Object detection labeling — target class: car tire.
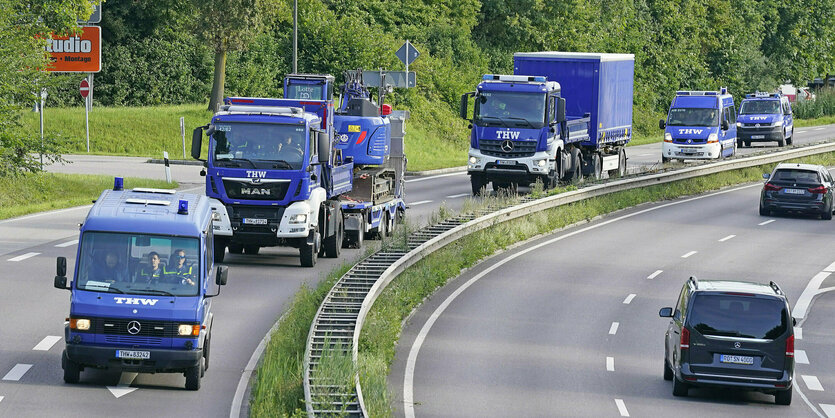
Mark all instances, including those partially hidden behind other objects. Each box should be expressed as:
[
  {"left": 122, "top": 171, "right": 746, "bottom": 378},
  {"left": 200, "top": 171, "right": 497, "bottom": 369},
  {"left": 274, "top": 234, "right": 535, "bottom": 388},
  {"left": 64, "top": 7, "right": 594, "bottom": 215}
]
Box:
[
  {"left": 663, "top": 360, "right": 674, "bottom": 381},
  {"left": 62, "top": 350, "right": 81, "bottom": 384},
  {"left": 672, "top": 377, "right": 689, "bottom": 397},
  {"left": 184, "top": 359, "right": 203, "bottom": 391},
  {"left": 823, "top": 206, "right": 833, "bottom": 220},
  {"left": 759, "top": 204, "right": 770, "bottom": 216},
  {"left": 778, "top": 136, "right": 786, "bottom": 147},
  {"left": 775, "top": 388, "right": 792, "bottom": 405}
]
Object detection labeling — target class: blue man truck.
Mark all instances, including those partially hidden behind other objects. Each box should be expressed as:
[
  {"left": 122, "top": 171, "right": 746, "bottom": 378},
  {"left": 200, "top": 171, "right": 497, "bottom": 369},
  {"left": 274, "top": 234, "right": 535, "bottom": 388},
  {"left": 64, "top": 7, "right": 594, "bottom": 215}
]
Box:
[
  {"left": 660, "top": 89, "right": 738, "bottom": 162},
  {"left": 192, "top": 73, "right": 406, "bottom": 267},
  {"left": 736, "top": 92, "right": 793, "bottom": 147},
  {"left": 461, "top": 52, "right": 634, "bottom": 194},
  {"left": 55, "top": 179, "right": 229, "bottom": 390}
]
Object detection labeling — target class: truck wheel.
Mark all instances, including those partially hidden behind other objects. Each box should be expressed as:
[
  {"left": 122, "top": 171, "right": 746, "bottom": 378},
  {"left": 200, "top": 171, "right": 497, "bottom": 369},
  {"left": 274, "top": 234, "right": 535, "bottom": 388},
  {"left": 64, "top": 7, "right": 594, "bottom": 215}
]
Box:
[
  {"left": 299, "top": 231, "right": 319, "bottom": 267},
  {"left": 744, "top": 140, "right": 751, "bottom": 147},
  {"left": 243, "top": 245, "right": 259, "bottom": 255},
  {"left": 213, "top": 237, "right": 226, "bottom": 263},
  {"left": 559, "top": 149, "right": 572, "bottom": 181},
  {"left": 62, "top": 350, "right": 80, "bottom": 384},
  {"left": 324, "top": 211, "right": 343, "bottom": 258},
  {"left": 470, "top": 175, "right": 486, "bottom": 196},
  {"left": 587, "top": 153, "right": 602, "bottom": 180},
  {"left": 185, "top": 359, "right": 203, "bottom": 391},
  {"left": 737, "top": 138, "right": 743, "bottom": 148},
  {"left": 203, "top": 334, "right": 211, "bottom": 372},
  {"left": 345, "top": 217, "right": 365, "bottom": 249},
  {"left": 228, "top": 243, "right": 243, "bottom": 254},
  {"left": 616, "top": 147, "right": 627, "bottom": 177},
  {"left": 662, "top": 155, "right": 671, "bottom": 163},
  {"left": 373, "top": 213, "right": 387, "bottom": 239},
  {"left": 568, "top": 148, "right": 583, "bottom": 182},
  {"left": 385, "top": 212, "right": 395, "bottom": 237}
]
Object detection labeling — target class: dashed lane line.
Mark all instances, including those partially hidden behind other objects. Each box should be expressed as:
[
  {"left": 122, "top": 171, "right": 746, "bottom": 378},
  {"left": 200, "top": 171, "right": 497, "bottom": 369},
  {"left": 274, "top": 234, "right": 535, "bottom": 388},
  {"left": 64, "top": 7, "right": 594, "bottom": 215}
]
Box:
[
  {"left": 405, "top": 172, "right": 464, "bottom": 183},
  {"left": 32, "top": 336, "right": 62, "bottom": 351},
  {"left": 606, "top": 357, "right": 615, "bottom": 371},
  {"left": 815, "top": 127, "right": 826, "bottom": 131},
  {"left": 615, "top": 399, "right": 630, "bottom": 417},
  {"left": 821, "top": 404, "right": 835, "bottom": 418},
  {"left": 409, "top": 200, "right": 433, "bottom": 206},
  {"left": 681, "top": 251, "right": 697, "bottom": 258},
  {"left": 7, "top": 252, "right": 40, "bottom": 262},
  {"left": 446, "top": 193, "right": 470, "bottom": 199},
  {"left": 609, "top": 322, "right": 619, "bottom": 335},
  {"left": 796, "top": 349, "right": 810, "bottom": 364},
  {"left": 803, "top": 375, "right": 825, "bottom": 391},
  {"left": 623, "top": 294, "right": 636, "bottom": 304},
  {"left": 2, "top": 364, "right": 32, "bottom": 381},
  {"left": 758, "top": 219, "right": 775, "bottom": 226},
  {"left": 55, "top": 240, "right": 78, "bottom": 248},
  {"left": 796, "top": 327, "right": 803, "bottom": 340},
  {"left": 647, "top": 270, "right": 662, "bottom": 280},
  {"left": 718, "top": 234, "right": 736, "bottom": 242},
  {"left": 0, "top": 396, "right": 4, "bottom": 403}
]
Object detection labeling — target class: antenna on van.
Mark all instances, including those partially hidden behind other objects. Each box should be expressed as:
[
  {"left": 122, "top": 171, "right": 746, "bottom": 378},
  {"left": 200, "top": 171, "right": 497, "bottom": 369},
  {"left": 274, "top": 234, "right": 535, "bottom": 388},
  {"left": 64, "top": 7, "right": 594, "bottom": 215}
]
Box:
[{"left": 688, "top": 276, "right": 699, "bottom": 289}]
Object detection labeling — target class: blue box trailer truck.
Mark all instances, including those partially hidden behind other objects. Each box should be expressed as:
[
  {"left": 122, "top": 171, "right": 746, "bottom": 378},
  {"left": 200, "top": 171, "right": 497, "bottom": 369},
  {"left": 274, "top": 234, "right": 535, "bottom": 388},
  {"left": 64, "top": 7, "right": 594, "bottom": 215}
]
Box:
[{"left": 461, "top": 51, "right": 634, "bottom": 194}]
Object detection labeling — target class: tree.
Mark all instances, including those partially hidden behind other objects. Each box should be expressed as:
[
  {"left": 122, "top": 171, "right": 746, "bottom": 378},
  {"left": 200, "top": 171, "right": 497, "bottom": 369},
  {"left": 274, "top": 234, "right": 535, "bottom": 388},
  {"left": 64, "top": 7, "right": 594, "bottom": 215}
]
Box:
[
  {"left": 0, "top": 0, "right": 95, "bottom": 176},
  {"left": 194, "top": 0, "right": 262, "bottom": 111}
]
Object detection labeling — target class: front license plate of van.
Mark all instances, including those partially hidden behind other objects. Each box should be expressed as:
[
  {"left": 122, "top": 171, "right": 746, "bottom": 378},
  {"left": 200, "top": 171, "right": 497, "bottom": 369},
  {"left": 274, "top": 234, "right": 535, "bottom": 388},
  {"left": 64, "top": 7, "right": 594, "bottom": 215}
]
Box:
[
  {"left": 784, "top": 188, "right": 805, "bottom": 195},
  {"left": 243, "top": 218, "right": 268, "bottom": 225},
  {"left": 116, "top": 350, "right": 150, "bottom": 360},
  {"left": 720, "top": 354, "right": 754, "bottom": 365},
  {"left": 681, "top": 148, "right": 697, "bottom": 154},
  {"left": 497, "top": 160, "right": 516, "bottom": 166},
  {"left": 751, "top": 135, "right": 765, "bottom": 139}
]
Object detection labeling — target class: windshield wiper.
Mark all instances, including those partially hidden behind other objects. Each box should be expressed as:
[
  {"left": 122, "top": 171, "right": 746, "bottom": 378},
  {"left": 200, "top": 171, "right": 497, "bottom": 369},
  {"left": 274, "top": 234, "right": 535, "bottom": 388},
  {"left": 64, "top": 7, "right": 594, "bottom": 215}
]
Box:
[
  {"left": 85, "top": 285, "right": 124, "bottom": 294},
  {"left": 133, "top": 289, "right": 175, "bottom": 296},
  {"left": 254, "top": 159, "right": 294, "bottom": 169},
  {"left": 476, "top": 116, "right": 509, "bottom": 128},
  {"left": 503, "top": 117, "right": 536, "bottom": 129}
]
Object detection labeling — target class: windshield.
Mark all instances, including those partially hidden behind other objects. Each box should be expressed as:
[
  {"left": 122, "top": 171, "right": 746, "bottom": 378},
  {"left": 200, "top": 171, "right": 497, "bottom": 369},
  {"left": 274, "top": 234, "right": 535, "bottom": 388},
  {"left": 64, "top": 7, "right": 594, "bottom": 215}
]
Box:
[
  {"left": 688, "top": 294, "right": 787, "bottom": 339},
  {"left": 667, "top": 108, "right": 719, "bottom": 127},
  {"left": 474, "top": 91, "right": 546, "bottom": 128},
  {"left": 740, "top": 100, "right": 781, "bottom": 115},
  {"left": 212, "top": 122, "right": 306, "bottom": 170},
  {"left": 286, "top": 82, "right": 324, "bottom": 100},
  {"left": 76, "top": 232, "right": 200, "bottom": 297}
]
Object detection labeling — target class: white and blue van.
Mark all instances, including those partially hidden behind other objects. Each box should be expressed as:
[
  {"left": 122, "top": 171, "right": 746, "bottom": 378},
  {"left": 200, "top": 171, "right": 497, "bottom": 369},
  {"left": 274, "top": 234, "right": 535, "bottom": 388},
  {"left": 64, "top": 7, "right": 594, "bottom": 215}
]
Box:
[
  {"left": 660, "top": 89, "right": 737, "bottom": 162},
  {"left": 736, "top": 92, "right": 793, "bottom": 147}
]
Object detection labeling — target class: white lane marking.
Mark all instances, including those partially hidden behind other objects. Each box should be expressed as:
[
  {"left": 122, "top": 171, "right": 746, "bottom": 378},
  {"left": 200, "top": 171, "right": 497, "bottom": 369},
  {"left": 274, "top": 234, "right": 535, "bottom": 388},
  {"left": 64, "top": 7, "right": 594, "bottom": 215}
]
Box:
[
  {"left": 681, "top": 251, "right": 697, "bottom": 258},
  {"left": 402, "top": 182, "right": 764, "bottom": 418},
  {"left": 824, "top": 261, "right": 835, "bottom": 273},
  {"left": 759, "top": 219, "right": 775, "bottom": 226},
  {"left": 609, "top": 322, "right": 619, "bottom": 335},
  {"left": 718, "top": 234, "right": 736, "bottom": 242},
  {"left": 32, "top": 336, "right": 62, "bottom": 351},
  {"left": 623, "top": 294, "right": 636, "bottom": 304},
  {"left": 0, "top": 396, "right": 4, "bottom": 403},
  {"left": 606, "top": 357, "right": 615, "bottom": 371},
  {"left": 406, "top": 172, "right": 464, "bottom": 183},
  {"left": 821, "top": 404, "right": 835, "bottom": 417},
  {"left": 2, "top": 364, "right": 32, "bottom": 381},
  {"left": 803, "top": 375, "right": 824, "bottom": 391},
  {"left": 814, "top": 127, "right": 826, "bottom": 131},
  {"left": 445, "top": 193, "right": 470, "bottom": 199},
  {"left": 107, "top": 372, "right": 138, "bottom": 398},
  {"left": 796, "top": 327, "right": 803, "bottom": 340},
  {"left": 647, "top": 270, "right": 663, "bottom": 280},
  {"left": 615, "top": 399, "right": 630, "bottom": 417},
  {"left": 409, "top": 200, "right": 433, "bottom": 206},
  {"left": 55, "top": 239, "right": 78, "bottom": 248},
  {"left": 793, "top": 272, "right": 832, "bottom": 319},
  {"left": 796, "top": 349, "right": 810, "bottom": 364},
  {"left": 0, "top": 205, "right": 92, "bottom": 225},
  {"left": 231, "top": 309, "right": 284, "bottom": 418},
  {"left": 7, "top": 252, "right": 40, "bottom": 262}
]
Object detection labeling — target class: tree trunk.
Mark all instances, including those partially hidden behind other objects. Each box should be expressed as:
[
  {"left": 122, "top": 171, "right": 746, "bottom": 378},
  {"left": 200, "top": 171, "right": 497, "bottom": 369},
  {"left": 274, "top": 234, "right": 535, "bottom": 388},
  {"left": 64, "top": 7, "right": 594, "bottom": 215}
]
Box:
[{"left": 208, "top": 50, "right": 227, "bottom": 112}]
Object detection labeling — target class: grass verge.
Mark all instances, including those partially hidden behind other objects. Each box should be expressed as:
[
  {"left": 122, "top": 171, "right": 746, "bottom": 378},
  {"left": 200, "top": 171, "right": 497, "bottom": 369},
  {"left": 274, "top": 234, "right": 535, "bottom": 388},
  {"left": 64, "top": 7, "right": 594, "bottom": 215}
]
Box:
[
  {"left": 357, "top": 151, "right": 835, "bottom": 416},
  {"left": 0, "top": 173, "right": 177, "bottom": 220}
]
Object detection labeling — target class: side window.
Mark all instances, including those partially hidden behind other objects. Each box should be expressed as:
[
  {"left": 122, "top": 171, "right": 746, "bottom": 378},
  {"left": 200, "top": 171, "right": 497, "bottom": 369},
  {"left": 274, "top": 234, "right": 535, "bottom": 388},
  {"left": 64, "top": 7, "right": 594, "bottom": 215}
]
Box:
[
  {"left": 205, "top": 228, "right": 213, "bottom": 280},
  {"left": 549, "top": 96, "right": 556, "bottom": 123},
  {"left": 673, "top": 285, "right": 688, "bottom": 321},
  {"left": 730, "top": 104, "right": 737, "bottom": 122}
]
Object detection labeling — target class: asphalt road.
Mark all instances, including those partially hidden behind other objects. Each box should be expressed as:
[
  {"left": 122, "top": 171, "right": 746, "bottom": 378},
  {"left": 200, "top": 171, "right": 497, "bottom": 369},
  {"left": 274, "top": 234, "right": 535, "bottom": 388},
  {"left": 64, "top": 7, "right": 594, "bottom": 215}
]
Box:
[{"left": 392, "top": 179, "right": 835, "bottom": 417}]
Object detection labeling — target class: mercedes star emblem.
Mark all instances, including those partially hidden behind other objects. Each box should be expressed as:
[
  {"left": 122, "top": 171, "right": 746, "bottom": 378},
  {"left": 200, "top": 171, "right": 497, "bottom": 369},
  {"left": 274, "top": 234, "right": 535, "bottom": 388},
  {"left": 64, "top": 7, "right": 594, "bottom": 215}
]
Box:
[
  {"left": 755, "top": 123, "right": 761, "bottom": 128},
  {"left": 734, "top": 342, "right": 741, "bottom": 348},
  {"left": 127, "top": 321, "right": 141, "bottom": 335},
  {"left": 500, "top": 140, "right": 514, "bottom": 152}
]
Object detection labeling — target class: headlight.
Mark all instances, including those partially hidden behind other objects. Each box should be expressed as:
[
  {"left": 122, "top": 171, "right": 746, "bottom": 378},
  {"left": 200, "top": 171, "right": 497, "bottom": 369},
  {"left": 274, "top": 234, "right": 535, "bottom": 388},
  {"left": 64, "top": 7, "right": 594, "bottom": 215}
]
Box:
[
  {"left": 469, "top": 156, "right": 479, "bottom": 164},
  {"left": 178, "top": 324, "right": 200, "bottom": 336},
  {"left": 71, "top": 318, "right": 90, "bottom": 330},
  {"left": 664, "top": 133, "right": 673, "bottom": 142},
  {"left": 773, "top": 120, "right": 784, "bottom": 127},
  {"left": 537, "top": 159, "right": 546, "bottom": 167},
  {"left": 736, "top": 122, "right": 742, "bottom": 128},
  {"left": 289, "top": 213, "right": 307, "bottom": 224},
  {"left": 708, "top": 133, "right": 718, "bottom": 143}
]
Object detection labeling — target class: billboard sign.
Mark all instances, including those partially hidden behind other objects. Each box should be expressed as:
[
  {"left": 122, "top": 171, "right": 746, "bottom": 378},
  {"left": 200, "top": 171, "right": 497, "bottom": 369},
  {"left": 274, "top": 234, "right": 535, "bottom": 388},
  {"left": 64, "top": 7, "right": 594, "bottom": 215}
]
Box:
[{"left": 44, "top": 26, "right": 101, "bottom": 73}]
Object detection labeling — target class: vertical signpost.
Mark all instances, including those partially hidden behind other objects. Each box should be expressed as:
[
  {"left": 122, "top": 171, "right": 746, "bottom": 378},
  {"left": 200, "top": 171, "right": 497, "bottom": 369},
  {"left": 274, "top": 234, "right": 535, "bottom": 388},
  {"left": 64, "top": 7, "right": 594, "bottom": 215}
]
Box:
[
  {"left": 395, "top": 40, "right": 420, "bottom": 90},
  {"left": 80, "top": 78, "right": 91, "bottom": 152}
]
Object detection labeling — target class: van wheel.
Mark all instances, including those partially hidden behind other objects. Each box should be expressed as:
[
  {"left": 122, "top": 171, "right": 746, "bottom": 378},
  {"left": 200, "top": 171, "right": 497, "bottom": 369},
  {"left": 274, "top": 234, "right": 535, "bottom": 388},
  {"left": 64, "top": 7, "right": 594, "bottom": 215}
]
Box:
[
  {"left": 672, "top": 377, "right": 689, "bottom": 397},
  {"left": 775, "top": 388, "right": 792, "bottom": 405},
  {"left": 759, "top": 204, "right": 770, "bottom": 216},
  {"left": 228, "top": 243, "right": 243, "bottom": 254},
  {"left": 62, "top": 350, "right": 81, "bottom": 384},
  {"left": 663, "top": 360, "right": 674, "bottom": 381},
  {"left": 787, "top": 128, "right": 793, "bottom": 145},
  {"left": 778, "top": 136, "right": 786, "bottom": 147},
  {"left": 662, "top": 155, "right": 671, "bottom": 163},
  {"left": 185, "top": 359, "right": 203, "bottom": 391}
]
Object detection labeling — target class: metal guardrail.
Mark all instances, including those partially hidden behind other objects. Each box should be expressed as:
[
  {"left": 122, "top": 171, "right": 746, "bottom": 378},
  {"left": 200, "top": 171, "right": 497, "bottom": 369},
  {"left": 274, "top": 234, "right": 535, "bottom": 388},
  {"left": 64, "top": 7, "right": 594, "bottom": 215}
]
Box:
[{"left": 304, "top": 140, "right": 835, "bottom": 416}]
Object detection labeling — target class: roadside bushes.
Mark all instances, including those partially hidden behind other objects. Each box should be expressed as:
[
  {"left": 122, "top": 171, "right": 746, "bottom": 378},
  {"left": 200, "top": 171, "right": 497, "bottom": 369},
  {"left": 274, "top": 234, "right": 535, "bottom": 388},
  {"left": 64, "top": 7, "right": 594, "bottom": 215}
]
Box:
[{"left": 794, "top": 89, "right": 835, "bottom": 119}]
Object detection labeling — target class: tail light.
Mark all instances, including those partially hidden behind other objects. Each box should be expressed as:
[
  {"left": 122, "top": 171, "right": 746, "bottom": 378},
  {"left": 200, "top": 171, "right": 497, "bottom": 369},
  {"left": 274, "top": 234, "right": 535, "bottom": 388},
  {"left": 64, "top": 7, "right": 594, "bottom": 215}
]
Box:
[
  {"left": 786, "top": 334, "right": 794, "bottom": 357},
  {"left": 808, "top": 185, "right": 827, "bottom": 194},
  {"left": 680, "top": 327, "right": 690, "bottom": 350},
  {"left": 764, "top": 183, "right": 782, "bottom": 192}
]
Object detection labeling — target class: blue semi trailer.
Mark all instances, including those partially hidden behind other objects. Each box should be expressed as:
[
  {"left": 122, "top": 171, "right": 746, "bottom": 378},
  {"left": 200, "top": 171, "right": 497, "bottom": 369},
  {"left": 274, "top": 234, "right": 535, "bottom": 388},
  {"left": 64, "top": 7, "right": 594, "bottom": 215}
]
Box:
[{"left": 461, "top": 52, "right": 634, "bottom": 194}]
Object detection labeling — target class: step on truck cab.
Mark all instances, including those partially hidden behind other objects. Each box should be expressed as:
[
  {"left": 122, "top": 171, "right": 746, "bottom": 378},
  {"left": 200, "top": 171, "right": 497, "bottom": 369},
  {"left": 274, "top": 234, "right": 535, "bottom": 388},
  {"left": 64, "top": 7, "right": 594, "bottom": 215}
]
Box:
[
  {"left": 736, "top": 92, "right": 793, "bottom": 148},
  {"left": 54, "top": 178, "right": 229, "bottom": 391},
  {"left": 660, "top": 89, "right": 738, "bottom": 162}
]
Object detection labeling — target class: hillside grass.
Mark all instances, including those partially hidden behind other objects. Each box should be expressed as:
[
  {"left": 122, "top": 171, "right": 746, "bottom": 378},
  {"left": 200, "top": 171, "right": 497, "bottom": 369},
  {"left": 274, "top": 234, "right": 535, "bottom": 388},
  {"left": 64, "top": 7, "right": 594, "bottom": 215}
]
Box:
[{"left": 0, "top": 173, "right": 177, "bottom": 220}]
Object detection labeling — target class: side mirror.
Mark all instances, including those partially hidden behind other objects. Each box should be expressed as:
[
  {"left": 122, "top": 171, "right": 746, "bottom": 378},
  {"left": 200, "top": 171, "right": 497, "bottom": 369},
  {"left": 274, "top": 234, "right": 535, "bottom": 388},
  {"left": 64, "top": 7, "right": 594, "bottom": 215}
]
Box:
[
  {"left": 793, "top": 317, "right": 797, "bottom": 326},
  {"left": 54, "top": 256, "right": 69, "bottom": 290},
  {"left": 460, "top": 92, "right": 474, "bottom": 121},
  {"left": 556, "top": 98, "right": 566, "bottom": 123},
  {"left": 215, "top": 265, "right": 228, "bottom": 286},
  {"left": 721, "top": 120, "right": 729, "bottom": 130},
  {"left": 54, "top": 275, "right": 68, "bottom": 290},
  {"left": 659, "top": 307, "right": 673, "bottom": 318},
  {"left": 317, "top": 131, "right": 330, "bottom": 164},
  {"left": 762, "top": 173, "right": 770, "bottom": 180},
  {"left": 191, "top": 127, "right": 204, "bottom": 160},
  {"left": 659, "top": 119, "right": 666, "bottom": 129}
]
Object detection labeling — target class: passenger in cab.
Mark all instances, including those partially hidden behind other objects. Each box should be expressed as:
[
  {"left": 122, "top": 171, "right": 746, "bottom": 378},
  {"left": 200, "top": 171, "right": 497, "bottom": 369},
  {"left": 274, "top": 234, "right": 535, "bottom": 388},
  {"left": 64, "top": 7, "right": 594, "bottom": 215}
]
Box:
[
  {"left": 96, "top": 251, "right": 127, "bottom": 283},
  {"left": 136, "top": 252, "right": 164, "bottom": 284}
]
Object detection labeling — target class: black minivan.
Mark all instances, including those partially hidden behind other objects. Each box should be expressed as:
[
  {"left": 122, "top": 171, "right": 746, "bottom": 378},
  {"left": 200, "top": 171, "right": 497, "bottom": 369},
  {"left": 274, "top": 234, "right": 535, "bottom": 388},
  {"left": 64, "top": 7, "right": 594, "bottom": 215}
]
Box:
[{"left": 659, "top": 277, "right": 795, "bottom": 405}]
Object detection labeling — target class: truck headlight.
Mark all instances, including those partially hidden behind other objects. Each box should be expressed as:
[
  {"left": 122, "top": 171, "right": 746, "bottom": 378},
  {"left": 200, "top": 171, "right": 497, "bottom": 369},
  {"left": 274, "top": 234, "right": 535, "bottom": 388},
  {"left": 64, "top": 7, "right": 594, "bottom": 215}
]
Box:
[
  {"left": 707, "top": 133, "right": 718, "bottom": 143},
  {"left": 469, "top": 156, "right": 479, "bottom": 164},
  {"left": 736, "top": 122, "right": 742, "bottom": 128},
  {"left": 70, "top": 318, "right": 90, "bottom": 330},
  {"left": 536, "top": 159, "right": 547, "bottom": 167},
  {"left": 773, "top": 120, "right": 784, "bottom": 127},
  {"left": 664, "top": 133, "right": 672, "bottom": 143},
  {"left": 178, "top": 324, "right": 200, "bottom": 336},
  {"left": 289, "top": 213, "right": 307, "bottom": 224}
]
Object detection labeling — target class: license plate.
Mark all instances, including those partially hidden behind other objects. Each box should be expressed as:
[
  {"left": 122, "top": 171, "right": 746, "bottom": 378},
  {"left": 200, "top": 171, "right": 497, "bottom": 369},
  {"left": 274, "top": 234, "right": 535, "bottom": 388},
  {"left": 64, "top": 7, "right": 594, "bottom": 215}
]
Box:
[
  {"left": 681, "top": 149, "right": 697, "bottom": 154},
  {"left": 784, "top": 188, "right": 805, "bottom": 195},
  {"left": 497, "top": 160, "right": 516, "bottom": 166},
  {"left": 751, "top": 135, "right": 765, "bottom": 139},
  {"left": 116, "top": 350, "right": 150, "bottom": 360},
  {"left": 720, "top": 354, "right": 754, "bottom": 365},
  {"left": 243, "top": 218, "right": 268, "bottom": 225}
]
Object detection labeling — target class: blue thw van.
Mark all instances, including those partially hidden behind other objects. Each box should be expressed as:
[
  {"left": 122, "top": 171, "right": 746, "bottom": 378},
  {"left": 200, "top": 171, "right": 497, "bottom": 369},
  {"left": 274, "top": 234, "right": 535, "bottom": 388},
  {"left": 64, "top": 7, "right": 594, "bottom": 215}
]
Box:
[
  {"left": 54, "top": 179, "right": 228, "bottom": 390},
  {"left": 660, "top": 90, "right": 737, "bottom": 162},
  {"left": 736, "top": 92, "right": 793, "bottom": 147}
]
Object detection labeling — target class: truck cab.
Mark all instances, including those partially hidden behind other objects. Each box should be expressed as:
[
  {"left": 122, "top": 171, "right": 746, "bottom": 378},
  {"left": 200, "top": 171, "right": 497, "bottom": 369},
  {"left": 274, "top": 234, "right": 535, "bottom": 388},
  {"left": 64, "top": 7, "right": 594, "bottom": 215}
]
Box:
[
  {"left": 736, "top": 92, "right": 793, "bottom": 147},
  {"left": 55, "top": 179, "right": 228, "bottom": 390},
  {"left": 660, "top": 90, "right": 737, "bottom": 162}
]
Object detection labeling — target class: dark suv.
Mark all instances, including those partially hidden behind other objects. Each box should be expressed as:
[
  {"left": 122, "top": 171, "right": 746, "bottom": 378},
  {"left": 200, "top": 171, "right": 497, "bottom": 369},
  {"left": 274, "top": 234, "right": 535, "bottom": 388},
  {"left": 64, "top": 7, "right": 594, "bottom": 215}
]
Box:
[{"left": 659, "top": 277, "right": 795, "bottom": 405}]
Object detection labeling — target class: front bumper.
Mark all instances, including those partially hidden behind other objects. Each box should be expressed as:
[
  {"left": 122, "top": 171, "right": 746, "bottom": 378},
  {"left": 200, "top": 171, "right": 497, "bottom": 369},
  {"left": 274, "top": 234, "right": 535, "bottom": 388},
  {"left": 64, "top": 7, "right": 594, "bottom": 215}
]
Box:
[
  {"left": 66, "top": 344, "right": 202, "bottom": 373},
  {"left": 467, "top": 148, "right": 552, "bottom": 182},
  {"left": 663, "top": 142, "right": 721, "bottom": 160},
  {"left": 739, "top": 127, "right": 783, "bottom": 142}
]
